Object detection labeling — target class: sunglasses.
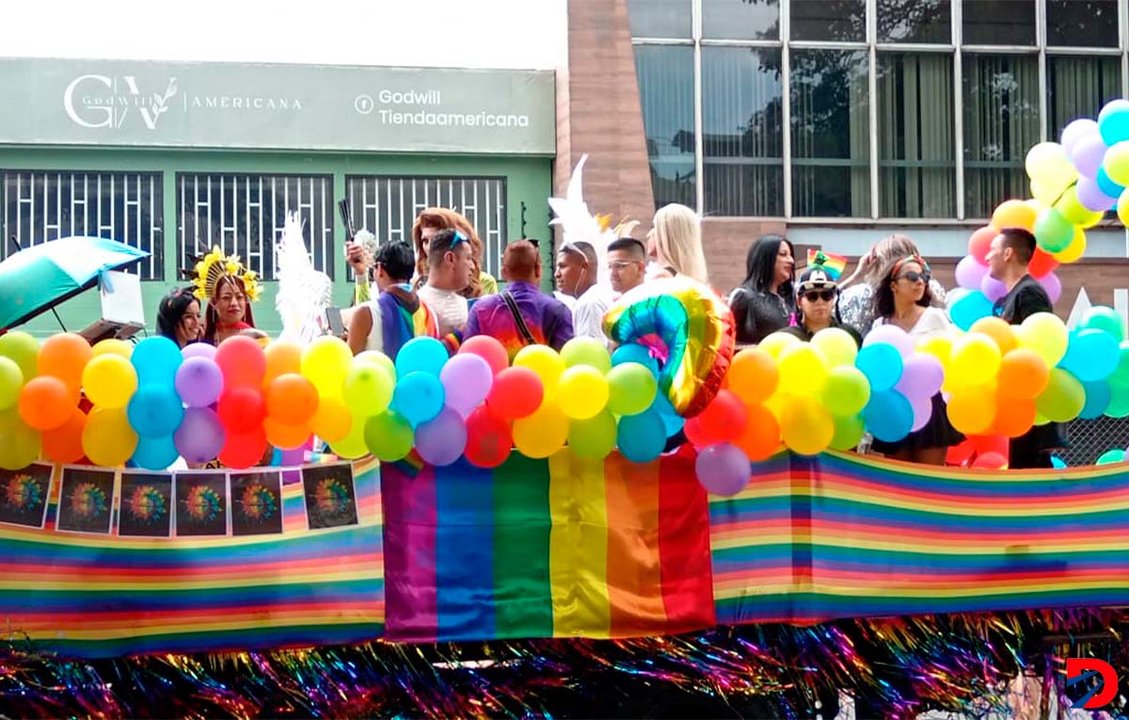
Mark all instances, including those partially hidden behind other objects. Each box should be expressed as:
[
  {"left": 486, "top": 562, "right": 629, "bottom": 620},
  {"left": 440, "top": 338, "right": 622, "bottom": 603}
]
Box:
[
  {"left": 449, "top": 230, "right": 469, "bottom": 249},
  {"left": 608, "top": 260, "right": 643, "bottom": 270},
  {"left": 898, "top": 271, "right": 930, "bottom": 284},
  {"left": 802, "top": 290, "right": 836, "bottom": 303}
]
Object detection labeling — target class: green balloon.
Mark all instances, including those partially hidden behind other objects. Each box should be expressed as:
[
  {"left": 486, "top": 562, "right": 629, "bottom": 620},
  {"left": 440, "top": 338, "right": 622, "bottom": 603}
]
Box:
[
  {"left": 0, "top": 357, "right": 23, "bottom": 411},
  {"left": 1082, "top": 306, "right": 1126, "bottom": 343},
  {"left": 561, "top": 337, "right": 612, "bottom": 374},
  {"left": 1105, "top": 383, "right": 1129, "bottom": 418},
  {"left": 824, "top": 366, "right": 870, "bottom": 417},
  {"left": 1034, "top": 208, "right": 1074, "bottom": 253},
  {"left": 1035, "top": 368, "right": 1086, "bottom": 422},
  {"left": 568, "top": 410, "right": 617, "bottom": 459},
  {"left": 0, "top": 331, "right": 39, "bottom": 382},
  {"left": 0, "top": 408, "right": 41, "bottom": 471},
  {"left": 829, "top": 414, "right": 865, "bottom": 451},
  {"left": 364, "top": 411, "right": 414, "bottom": 462},
  {"left": 606, "top": 362, "right": 658, "bottom": 416},
  {"left": 1097, "top": 448, "right": 1126, "bottom": 465}
]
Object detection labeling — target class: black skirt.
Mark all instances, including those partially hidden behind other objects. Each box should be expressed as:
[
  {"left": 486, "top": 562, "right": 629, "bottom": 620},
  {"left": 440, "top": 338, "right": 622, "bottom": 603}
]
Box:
[{"left": 871, "top": 392, "right": 965, "bottom": 454}]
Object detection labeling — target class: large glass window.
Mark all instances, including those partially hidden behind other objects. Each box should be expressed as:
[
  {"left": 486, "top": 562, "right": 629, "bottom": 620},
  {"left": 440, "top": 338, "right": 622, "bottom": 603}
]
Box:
[
  {"left": 789, "top": 0, "right": 865, "bottom": 42},
  {"left": 962, "top": 0, "right": 1036, "bottom": 46},
  {"left": 962, "top": 54, "right": 1040, "bottom": 219},
  {"left": 1046, "top": 0, "right": 1118, "bottom": 47},
  {"left": 877, "top": 0, "right": 952, "bottom": 44},
  {"left": 878, "top": 53, "right": 956, "bottom": 218},
  {"left": 635, "top": 45, "right": 697, "bottom": 210},
  {"left": 1048, "top": 56, "right": 1122, "bottom": 141},
  {"left": 791, "top": 50, "right": 871, "bottom": 217},
  {"left": 702, "top": 0, "right": 778, "bottom": 40},
  {"left": 177, "top": 174, "right": 334, "bottom": 281},
  {"left": 627, "top": 0, "right": 690, "bottom": 38},
  {"left": 2, "top": 171, "right": 163, "bottom": 280},
  {"left": 701, "top": 47, "right": 784, "bottom": 217}
]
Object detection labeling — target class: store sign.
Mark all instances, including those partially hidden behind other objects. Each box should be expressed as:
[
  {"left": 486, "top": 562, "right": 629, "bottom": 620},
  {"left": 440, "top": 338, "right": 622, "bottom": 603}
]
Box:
[{"left": 0, "top": 58, "right": 555, "bottom": 155}]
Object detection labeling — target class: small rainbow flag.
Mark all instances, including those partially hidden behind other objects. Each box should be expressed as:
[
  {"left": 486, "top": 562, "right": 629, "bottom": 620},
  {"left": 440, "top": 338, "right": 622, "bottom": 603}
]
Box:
[{"left": 806, "top": 249, "right": 848, "bottom": 280}]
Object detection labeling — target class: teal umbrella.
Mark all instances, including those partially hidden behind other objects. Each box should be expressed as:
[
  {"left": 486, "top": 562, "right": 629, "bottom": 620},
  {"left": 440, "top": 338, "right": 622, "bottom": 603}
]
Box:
[{"left": 0, "top": 237, "right": 150, "bottom": 330}]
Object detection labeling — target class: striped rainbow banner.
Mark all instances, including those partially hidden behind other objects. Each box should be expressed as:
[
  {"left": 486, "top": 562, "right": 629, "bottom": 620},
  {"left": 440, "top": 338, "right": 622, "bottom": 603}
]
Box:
[
  {"left": 381, "top": 448, "right": 715, "bottom": 641},
  {"left": 712, "top": 451, "right": 1129, "bottom": 625},
  {"left": 0, "top": 458, "right": 384, "bottom": 658}
]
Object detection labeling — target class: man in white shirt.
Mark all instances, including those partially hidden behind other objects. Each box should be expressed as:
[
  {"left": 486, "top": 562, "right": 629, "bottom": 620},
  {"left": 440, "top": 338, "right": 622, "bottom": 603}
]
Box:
[
  {"left": 554, "top": 240, "right": 610, "bottom": 344},
  {"left": 416, "top": 228, "right": 473, "bottom": 338}
]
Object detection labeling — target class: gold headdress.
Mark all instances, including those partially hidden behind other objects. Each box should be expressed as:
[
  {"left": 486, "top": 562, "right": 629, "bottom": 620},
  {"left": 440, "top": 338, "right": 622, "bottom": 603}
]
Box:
[{"left": 190, "top": 246, "right": 262, "bottom": 303}]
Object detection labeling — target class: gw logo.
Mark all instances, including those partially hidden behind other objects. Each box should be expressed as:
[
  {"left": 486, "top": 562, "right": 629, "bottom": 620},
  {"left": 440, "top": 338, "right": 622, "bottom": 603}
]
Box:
[
  {"left": 63, "top": 75, "right": 178, "bottom": 130},
  {"left": 1066, "top": 658, "right": 1119, "bottom": 710}
]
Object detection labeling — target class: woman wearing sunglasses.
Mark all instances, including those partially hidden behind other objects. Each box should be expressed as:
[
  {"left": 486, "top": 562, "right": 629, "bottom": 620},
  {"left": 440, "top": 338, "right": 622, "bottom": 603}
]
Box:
[
  {"left": 869, "top": 255, "right": 962, "bottom": 465},
  {"left": 781, "top": 261, "right": 861, "bottom": 346}
]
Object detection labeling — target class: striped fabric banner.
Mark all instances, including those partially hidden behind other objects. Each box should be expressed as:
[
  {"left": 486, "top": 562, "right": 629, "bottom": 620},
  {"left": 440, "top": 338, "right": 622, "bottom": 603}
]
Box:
[
  {"left": 381, "top": 448, "right": 715, "bottom": 642},
  {"left": 712, "top": 451, "right": 1129, "bottom": 625},
  {"left": 0, "top": 458, "right": 384, "bottom": 658}
]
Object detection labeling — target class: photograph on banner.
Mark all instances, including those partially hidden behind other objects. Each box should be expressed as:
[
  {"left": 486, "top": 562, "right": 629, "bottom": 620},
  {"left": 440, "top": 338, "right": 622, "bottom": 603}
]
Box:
[
  {"left": 301, "top": 463, "right": 358, "bottom": 531},
  {"left": 230, "top": 470, "right": 284, "bottom": 536},
  {"left": 117, "top": 472, "right": 173, "bottom": 538},
  {"left": 174, "top": 471, "right": 229, "bottom": 537},
  {"left": 0, "top": 463, "right": 52, "bottom": 529},
  {"left": 57, "top": 467, "right": 115, "bottom": 535}
]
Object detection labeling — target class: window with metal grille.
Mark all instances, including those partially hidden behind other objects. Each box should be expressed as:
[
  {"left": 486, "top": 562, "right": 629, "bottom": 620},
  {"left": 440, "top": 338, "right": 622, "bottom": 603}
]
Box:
[
  {"left": 1, "top": 170, "right": 164, "bottom": 280},
  {"left": 345, "top": 176, "right": 507, "bottom": 278},
  {"left": 176, "top": 174, "right": 334, "bottom": 282}
]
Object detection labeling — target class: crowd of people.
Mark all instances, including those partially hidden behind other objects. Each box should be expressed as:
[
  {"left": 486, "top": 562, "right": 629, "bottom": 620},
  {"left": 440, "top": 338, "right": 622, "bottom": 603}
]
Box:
[{"left": 154, "top": 202, "right": 1059, "bottom": 469}]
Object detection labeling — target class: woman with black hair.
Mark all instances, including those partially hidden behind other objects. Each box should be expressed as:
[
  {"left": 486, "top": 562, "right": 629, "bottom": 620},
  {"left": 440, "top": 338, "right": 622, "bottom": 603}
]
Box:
[
  {"left": 727, "top": 235, "right": 796, "bottom": 346},
  {"left": 156, "top": 287, "right": 202, "bottom": 348}
]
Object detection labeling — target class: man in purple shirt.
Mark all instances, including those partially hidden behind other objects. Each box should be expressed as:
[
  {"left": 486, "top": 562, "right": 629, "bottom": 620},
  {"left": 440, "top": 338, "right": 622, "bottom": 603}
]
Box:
[{"left": 463, "top": 240, "right": 574, "bottom": 359}]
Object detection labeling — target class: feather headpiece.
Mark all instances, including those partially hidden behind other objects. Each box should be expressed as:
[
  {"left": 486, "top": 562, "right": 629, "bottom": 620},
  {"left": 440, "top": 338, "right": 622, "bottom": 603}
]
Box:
[{"left": 190, "top": 247, "right": 261, "bottom": 303}]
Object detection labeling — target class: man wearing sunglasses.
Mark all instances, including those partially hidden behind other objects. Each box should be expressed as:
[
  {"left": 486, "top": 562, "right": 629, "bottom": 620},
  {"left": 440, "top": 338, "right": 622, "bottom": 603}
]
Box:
[
  {"left": 781, "top": 264, "right": 861, "bottom": 346},
  {"left": 418, "top": 228, "right": 474, "bottom": 339}
]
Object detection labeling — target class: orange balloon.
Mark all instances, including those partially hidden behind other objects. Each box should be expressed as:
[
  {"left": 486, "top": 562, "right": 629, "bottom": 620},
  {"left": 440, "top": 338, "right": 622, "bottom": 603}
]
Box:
[
  {"left": 726, "top": 347, "right": 779, "bottom": 405},
  {"left": 733, "top": 403, "right": 781, "bottom": 461},
  {"left": 311, "top": 395, "right": 352, "bottom": 442},
  {"left": 37, "top": 333, "right": 92, "bottom": 394},
  {"left": 970, "top": 316, "right": 1018, "bottom": 355},
  {"left": 997, "top": 348, "right": 1049, "bottom": 400},
  {"left": 991, "top": 199, "right": 1037, "bottom": 233},
  {"left": 263, "top": 341, "right": 303, "bottom": 387},
  {"left": 18, "top": 376, "right": 74, "bottom": 430},
  {"left": 266, "top": 373, "right": 320, "bottom": 425},
  {"left": 264, "top": 416, "right": 312, "bottom": 450},
  {"left": 41, "top": 407, "right": 88, "bottom": 463},
  {"left": 946, "top": 389, "right": 996, "bottom": 435},
  {"left": 992, "top": 391, "right": 1036, "bottom": 438}
]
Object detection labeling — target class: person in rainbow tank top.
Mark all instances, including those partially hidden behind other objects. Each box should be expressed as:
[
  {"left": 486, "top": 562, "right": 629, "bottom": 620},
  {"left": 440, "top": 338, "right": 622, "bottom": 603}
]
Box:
[{"left": 347, "top": 241, "right": 439, "bottom": 360}]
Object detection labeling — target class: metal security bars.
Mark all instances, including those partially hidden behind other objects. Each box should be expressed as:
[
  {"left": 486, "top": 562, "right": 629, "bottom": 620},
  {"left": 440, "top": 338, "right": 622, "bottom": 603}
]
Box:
[
  {"left": 345, "top": 176, "right": 508, "bottom": 278},
  {"left": 1, "top": 170, "right": 163, "bottom": 279},
  {"left": 176, "top": 174, "right": 334, "bottom": 282}
]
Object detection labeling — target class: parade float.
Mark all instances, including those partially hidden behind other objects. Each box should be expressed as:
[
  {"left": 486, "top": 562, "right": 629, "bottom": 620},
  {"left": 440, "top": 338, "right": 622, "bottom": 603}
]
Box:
[{"left": 4, "top": 108, "right": 1129, "bottom": 715}]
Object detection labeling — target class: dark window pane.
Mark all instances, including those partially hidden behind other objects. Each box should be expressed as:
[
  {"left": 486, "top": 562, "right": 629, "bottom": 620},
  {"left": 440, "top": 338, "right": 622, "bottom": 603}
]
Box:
[
  {"left": 791, "top": 50, "right": 871, "bottom": 218},
  {"left": 877, "top": 53, "right": 956, "bottom": 218},
  {"left": 1049, "top": 56, "right": 1121, "bottom": 142},
  {"left": 962, "top": 54, "right": 1040, "bottom": 218},
  {"left": 627, "top": 0, "right": 690, "bottom": 38},
  {"left": 635, "top": 45, "right": 696, "bottom": 210},
  {"left": 962, "top": 0, "right": 1035, "bottom": 45},
  {"left": 790, "top": 0, "right": 865, "bottom": 41},
  {"left": 877, "top": 0, "right": 951, "bottom": 43},
  {"left": 1047, "top": 0, "right": 1118, "bottom": 47},
  {"left": 702, "top": 47, "right": 783, "bottom": 217},
  {"left": 702, "top": 0, "right": 779, "bottom": 40}
]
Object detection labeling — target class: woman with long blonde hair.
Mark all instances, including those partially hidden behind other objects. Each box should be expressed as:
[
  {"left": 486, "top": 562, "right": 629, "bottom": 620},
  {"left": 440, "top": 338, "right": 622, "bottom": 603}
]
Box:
[
  {"left": 647, "top": 203, "right": 709, "bottom": 285},
  {"left": 410, "top": 208, "right": 498, "bottom": 299}
]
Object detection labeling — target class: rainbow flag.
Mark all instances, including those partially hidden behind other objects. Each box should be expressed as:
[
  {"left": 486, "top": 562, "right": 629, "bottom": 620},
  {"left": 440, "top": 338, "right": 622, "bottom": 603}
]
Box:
[
  {"left": 806, "top": 248, "right": 848, "bottom": 279},
  {"left": 381, "top": 448, "right": 715, "bottom": 641},
  {"left": 712, "top": 451, "right": 1129, "bottom": 625},
  {"left": 0, "top": 459, "right": 384, "bottom": 658}
]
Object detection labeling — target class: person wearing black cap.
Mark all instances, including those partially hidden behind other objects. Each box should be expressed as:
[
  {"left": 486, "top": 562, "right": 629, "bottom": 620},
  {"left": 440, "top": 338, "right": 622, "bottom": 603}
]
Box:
[{"left": 781, "top": 255, "right": 862, "bottom": 346}]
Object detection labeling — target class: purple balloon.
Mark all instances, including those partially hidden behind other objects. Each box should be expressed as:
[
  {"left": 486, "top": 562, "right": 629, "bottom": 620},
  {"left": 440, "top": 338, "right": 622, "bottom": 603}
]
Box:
[
  {"left": 954, "top": 255, "right": 988, "bottom": 291},
  {"left": 182, "top": 342, "right": 217, "bottom": 360},
  {"left": 863, "top": 323, "right": 914, "bottom": 358},
  {"left": 439, "top": 353, "right": 494, "bottom": 418},
  {"left": 1071, "top": 133, "right": 1108, "bottom": 178},
  {"left": 174, "top": 407, "right": 226, "bottom": 464},
  {"left": 175, "top": 356, "right": 225, "bottom": 408},
  {"left": 895, "top": 353, "right": 944, "bottom": 401},
  {"left": 1061, "top": 118, "right": 1099, "bottom": 154},
  {"left": 980, "top": 272, "right": 1008, "bottom": 303},
  {"left": 695, "top": 442, "right": 751, "bottom": 497},
  {"left": 1076, "top": 176, "right": 1118, "bottom": 212},
  {"left": 910, "top": 394, "right": 933, "bottom": 432},
  {"left": 1039, "top": 271, "right": 1062, "bottom": 304},
  {"left": 415, "top": 408, "right": 467, "bottom": 467}
]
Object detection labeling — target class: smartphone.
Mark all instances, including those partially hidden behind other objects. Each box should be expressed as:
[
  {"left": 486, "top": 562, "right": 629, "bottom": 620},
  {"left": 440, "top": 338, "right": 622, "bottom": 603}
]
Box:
[{"left": 326, "top": 307, "right": 346, "bottom": 337}]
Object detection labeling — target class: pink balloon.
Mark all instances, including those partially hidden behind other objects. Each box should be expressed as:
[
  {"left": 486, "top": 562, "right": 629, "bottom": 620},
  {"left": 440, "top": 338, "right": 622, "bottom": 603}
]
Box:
[
  {"left": 955, "top": 255, "right": 988, "bottom": 290},
  {"left": 1039, "top": 271, "right": 1062, "bottom": 304},
  {"left": 981, "top": 273, "right": 1008, "bottom": 303},
  {"left": 863, "top": 323, "right": 914, "bottom": 358}
]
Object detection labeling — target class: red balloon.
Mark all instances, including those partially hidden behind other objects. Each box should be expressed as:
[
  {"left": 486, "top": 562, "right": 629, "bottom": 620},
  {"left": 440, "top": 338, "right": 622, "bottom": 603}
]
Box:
[
  {"left": 217, "top": 387, "right": 266, "bottom": 433},
  {"left": 972, "top": 451, "right": 1008, "bottom": 469},
  {"left": 215, "top": 335, "right": 267, "bottom": 388},
  {"left": 946, "top": 439, "right": 976, "bottom": 466},
  {"left": 464, "top": 406, "right": 513, "bottom": 468},
  {"left": 692, "top": 390, "right": 747, "bottom": 446},
  {"left": 41, "top": 407, "right": 88, "bottom": 464},
  {"left": 1027, "top": 248, "right": 1059, "bottom": 279},
  {"left": 486, "top": 367, "right": 543, "bottom": 419},
  {"left": 218, "top": 426, "right": 268, "bottom": 469},
  {"left": 967, "top": 226, "right": 996, "bottom": 264},
  {"left": 459, "top": 335, "right": 509, "bottom": 376},
  {"left": 968, "top": 433, "right": 1008, "bottom": 456}
]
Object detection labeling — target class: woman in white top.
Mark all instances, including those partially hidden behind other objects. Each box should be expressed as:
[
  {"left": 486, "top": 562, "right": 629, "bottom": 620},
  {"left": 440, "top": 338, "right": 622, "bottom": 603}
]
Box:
[{"left": 868, "top": 255, "right": 963, "bottom": 466}]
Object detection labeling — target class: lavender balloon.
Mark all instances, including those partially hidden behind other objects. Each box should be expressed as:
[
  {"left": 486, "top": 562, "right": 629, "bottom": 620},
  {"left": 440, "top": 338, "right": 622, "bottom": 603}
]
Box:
[
  {"left": 439, "top": 353, "right": 494, "bottom": 418},
  {"left": 1039, "top": 271, "right": 1062, "bottom": 304},
  {"left": 695, "top": 442, "right": 751, "bottom": 497},
  {"left": 174, "top": 407, "right": 226, "bottom": 464},
  {"left": 980, "top": 272, "right": 1008, "bottom": 303},
  {"left": 895, "top": 353, "right": 944, "bottom": 400},
  {"left": 1077, "top": 176, "right": 1119, "bottom": 212},
  {"left": 863, "top": 323, "right": 914, "bottom": 358},
  {"left": 1060, "top": 118, "right": 1099, "bottom": 154},
  {"left": 182, "top": 342, "right": 217, "bottom": 361},
  {"left": 415, "top": 408, "right": 467, "bottom": 467},
  {"left": 954, "top": 255, "right": 988, "bottom": 291},
  {"left": 175, "top": 356, "right": 225, "bottom": 408},
  {"left": 1070, "top": 133, "right": 1108, "bottom": 178},
  {"left": 910, "top": 394, "right": 933, "bottom": 433}
]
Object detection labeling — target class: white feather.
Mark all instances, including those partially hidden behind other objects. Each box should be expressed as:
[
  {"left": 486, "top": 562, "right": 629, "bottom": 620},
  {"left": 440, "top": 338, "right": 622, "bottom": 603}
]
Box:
[
  {"left": 275, "top": 211, "right": 333, "bottom": 345},
  {"left": 548, "top": 154, "right": 618, "bottom": 289}
]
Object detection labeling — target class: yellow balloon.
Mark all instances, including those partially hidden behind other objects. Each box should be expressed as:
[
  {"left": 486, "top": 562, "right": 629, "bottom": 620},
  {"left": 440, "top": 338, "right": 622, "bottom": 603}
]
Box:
[
  {"left": 82, "top": 354, "right": 138, "bottom": 409},
  {"left": 311, "top": 395, "right": 353, "bottom": 443},
  {"left": 356, "top": 350, "right": 397, "bottom": 381},
  {"left": 300, "top": 336, "right": 353, "bottom": 399},
  {"left": 779, "top": 397, "right": 834, "bottom": 456},
  {"left": 810, "top": 327, "right": 858, "bottom": 368},
  {"left": 777, "top": 343, "right": 828, "bottom": 395},
  {"left": 328, "top": 413, "right": 369, "bottom": 459},
  {"left": 1016, "top": 312, "right": 1069, "bottom": 367},
  {"left": 557, "top": 366, "right": 610, "bottom": 420},
  {"left": 758, "top": 331, "right": 800, "bottom": 359},
  {"left": 949, "top": 334, "right": 1002, "bottom": 387},
  {"left": 513, "top": 345, "right": 566, "bottom": 398},
  {"left": 1051, "top": 226, "right": 1087, "bottom": 263},
  {"left": 1054, "top": 185, "right": 1104, "bottom": 227},
  {"left": 82, "top": 407, "right": 137, "bottom": 467},
  {"left": 92, "top": 338, "right": 133, "bottom": 359},
  {"left": 1105, "top": 141, "right": 1129, "bottom": 186},
  {"left": 513, "top": 402, "right": 569, "bottom": 459},
  {"left": 1118, "top": 189, "right": 1129, "bottom": 227},
  {"left": 0, "top": 408, "right": 41, "bottom": 470},
  {"left": 917, "top": 334, "right": 953, "bottom": 369}
]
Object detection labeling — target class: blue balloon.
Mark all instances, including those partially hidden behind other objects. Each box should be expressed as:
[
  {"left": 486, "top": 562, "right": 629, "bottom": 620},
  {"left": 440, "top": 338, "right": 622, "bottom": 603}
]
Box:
[
  {"left": 131, "top": 336, "right": 183, "bottom": 385},
  {"left": 1097, "top": 166, "right": 1125, "bottom": 198},
  {"left": 395, "top": 337, "right": 448, "bottom": 378},
  {"left": 949, "top": 290, "right": 995, "bottom": 331},
  {"left": 1050, "top": 454, "right": 1067, "bottom": 469},
  {"left": 649, "top": 393, "right": 685, "bottom": 437},
  {"left": 862, "top": 390, "right": 914, "bottom": 443},
  {"left": 855, "top": 343, "right": 903, "bottom": 392},
  {"left": 1061, "top": 329, "right": 1120, "bottom": 382},
  {"left": 612, "top": 344, "right": 660, "bottom": 377},
  {"left": 130, "top": 434, "right": 179, "bottom": 471},
  {"left": 616, "top": 408, "right": 666, "bottom": 463},
  {"left": 127, "top": 386, "right": 185, "bottom": 438},
  {"left": 1099, "top": 99, "right": 1129, "bottom": 145},
  {"left": 391, "top": 371, "right": 445, "bottom": 428},
  {"left": 1080, "top": 380, "right": 1113, "bottom": 420}
]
